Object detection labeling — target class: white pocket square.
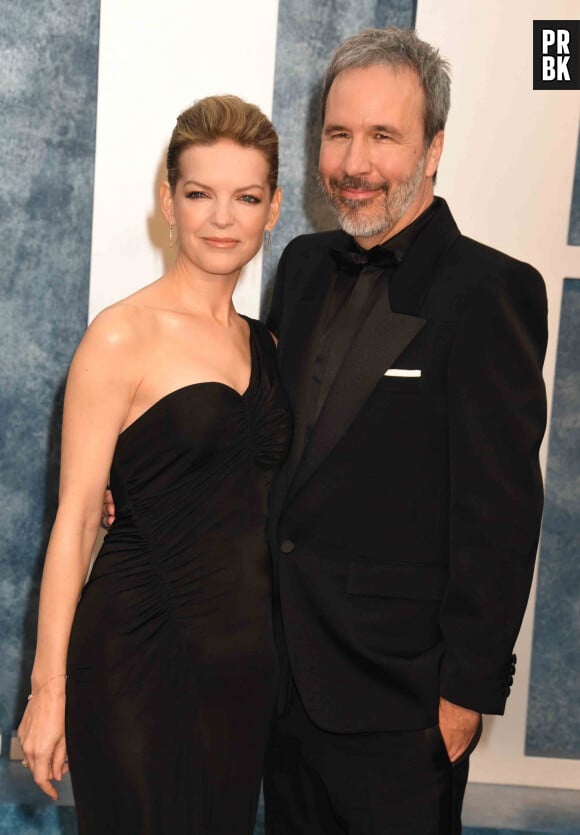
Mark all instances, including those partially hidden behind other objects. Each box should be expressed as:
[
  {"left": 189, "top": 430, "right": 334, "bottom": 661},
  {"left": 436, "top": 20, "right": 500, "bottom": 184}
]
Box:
[{"left": 384, "top": 369, "right": 421, "bottom": 378}]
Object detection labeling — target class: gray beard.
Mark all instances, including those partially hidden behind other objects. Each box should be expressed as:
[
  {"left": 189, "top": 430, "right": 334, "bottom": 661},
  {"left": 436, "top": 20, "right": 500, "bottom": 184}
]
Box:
[{"left": 321, "top": 156, "right": 426, "bottom": 239}]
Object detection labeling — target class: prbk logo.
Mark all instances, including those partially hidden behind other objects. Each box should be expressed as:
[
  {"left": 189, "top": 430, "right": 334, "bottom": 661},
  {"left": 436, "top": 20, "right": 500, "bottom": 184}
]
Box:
[{"left": 533, "top": 20, "right": 579, "bottom": 89}]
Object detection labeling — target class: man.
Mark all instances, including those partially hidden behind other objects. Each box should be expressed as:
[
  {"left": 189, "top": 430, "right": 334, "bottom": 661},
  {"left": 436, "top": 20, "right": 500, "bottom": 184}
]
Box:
[{"left": 263, "top": 27, "right": 547, "bottom": 834}]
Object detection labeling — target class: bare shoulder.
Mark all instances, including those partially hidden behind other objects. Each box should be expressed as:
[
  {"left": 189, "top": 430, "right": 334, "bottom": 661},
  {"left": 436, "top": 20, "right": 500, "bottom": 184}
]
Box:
[
  {"left": 71, "top": 300, "right": 156, "bottom": 383},
  {"left": 83, "top": 293, "right": 158, "bottom": 350}
]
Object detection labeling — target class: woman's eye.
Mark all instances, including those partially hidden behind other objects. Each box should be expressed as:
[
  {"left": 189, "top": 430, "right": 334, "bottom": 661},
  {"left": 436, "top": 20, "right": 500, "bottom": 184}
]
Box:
[
  {"left": 185, "top": 191, "right": 207, "bottom": 199},
  {"left": 239, "top": 194, "right": 261, "bottom": 204}
]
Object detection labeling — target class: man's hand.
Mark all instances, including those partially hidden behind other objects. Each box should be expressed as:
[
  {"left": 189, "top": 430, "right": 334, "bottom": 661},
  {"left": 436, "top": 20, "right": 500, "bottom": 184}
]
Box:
[
  {"left": 102, "top": 487, "right": 115, "bottom": 529},
  {"left": 438, "top": 697, "right": 481, "bottom": 763}
]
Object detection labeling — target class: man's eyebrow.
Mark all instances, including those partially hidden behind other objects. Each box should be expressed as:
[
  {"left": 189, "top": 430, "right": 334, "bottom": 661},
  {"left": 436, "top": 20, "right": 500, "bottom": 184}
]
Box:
[
  {"left": 322, "top": 123, "right": 403, "bottom": 138},
  {"left": 370, "top": 123, "right": 403, "bottom": 138},
  {"left": 322, "top": 123, "right": 349, "bottom": 134}
]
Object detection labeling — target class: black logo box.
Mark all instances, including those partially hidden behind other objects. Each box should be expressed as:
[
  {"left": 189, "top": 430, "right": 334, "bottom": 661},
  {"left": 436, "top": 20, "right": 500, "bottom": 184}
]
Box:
[{"left": 533, "top": 20, "right": 579, "bottom": 90}]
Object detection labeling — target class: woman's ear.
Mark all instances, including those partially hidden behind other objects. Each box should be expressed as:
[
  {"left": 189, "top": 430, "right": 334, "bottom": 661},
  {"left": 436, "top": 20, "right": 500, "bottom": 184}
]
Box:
[
  {"left": 160, "top": 181, "right": 175, "bottom": 225},
  {"left": 266, "top": 187, "right": 283, "bottom": 231}
]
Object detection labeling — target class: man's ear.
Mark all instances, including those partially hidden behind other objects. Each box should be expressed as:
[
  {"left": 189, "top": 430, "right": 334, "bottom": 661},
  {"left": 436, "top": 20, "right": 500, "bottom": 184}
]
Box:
[
  {"left": 160, "top": 181, "right": 174, "bottom": 225},
  {"left": 425, "top": 131, "right": 444, "bottom": 179}
]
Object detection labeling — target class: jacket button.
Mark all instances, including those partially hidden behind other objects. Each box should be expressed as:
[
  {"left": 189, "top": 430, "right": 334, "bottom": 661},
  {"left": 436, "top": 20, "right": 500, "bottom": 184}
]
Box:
[{"left": 280, "top": 539, "right": 295, "bottom": 554}]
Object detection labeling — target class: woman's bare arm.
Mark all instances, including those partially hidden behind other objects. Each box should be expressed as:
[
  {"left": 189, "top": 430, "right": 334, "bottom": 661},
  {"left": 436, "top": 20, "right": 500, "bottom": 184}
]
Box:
[{"left": 18, "top": 307, "right": 140, "bottom": 799}]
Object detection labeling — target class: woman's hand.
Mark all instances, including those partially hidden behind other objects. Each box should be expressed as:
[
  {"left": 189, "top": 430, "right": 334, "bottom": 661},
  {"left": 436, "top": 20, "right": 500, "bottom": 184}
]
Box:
[{"left": 17, "top": 676, "right": 68, "bottom": 800}]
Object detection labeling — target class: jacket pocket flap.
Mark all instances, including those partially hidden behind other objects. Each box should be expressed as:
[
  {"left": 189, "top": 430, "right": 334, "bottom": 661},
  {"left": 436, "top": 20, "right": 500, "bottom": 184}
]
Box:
[{"left": 347, "top": 560, "right": 448, "bottom": 600}]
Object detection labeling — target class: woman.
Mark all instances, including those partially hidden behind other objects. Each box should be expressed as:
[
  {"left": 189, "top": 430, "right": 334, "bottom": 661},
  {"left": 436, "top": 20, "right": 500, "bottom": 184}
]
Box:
[{"left": 18, "top": 95, "right": 290, "bottom": 834}]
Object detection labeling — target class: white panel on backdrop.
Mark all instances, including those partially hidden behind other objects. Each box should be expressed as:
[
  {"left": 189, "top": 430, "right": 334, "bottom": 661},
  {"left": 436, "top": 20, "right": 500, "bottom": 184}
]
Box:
[
  {"left": 88, "top": 0, "right": 280, "bottom": 321},
  {"left": 416, "top": 0, "right": 580, "bottom": 789}
]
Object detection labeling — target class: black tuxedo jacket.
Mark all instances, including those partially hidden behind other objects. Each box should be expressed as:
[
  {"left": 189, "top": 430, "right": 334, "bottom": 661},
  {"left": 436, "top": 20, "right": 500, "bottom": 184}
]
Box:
[{"left": 266, "top": 200, "right": 547, "bottom": 733}]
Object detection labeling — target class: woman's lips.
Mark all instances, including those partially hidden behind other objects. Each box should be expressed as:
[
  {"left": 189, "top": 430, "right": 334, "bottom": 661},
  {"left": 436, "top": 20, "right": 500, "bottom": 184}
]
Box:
[{"left": 202, "top": 237, "right": 239, "bottom": 248}]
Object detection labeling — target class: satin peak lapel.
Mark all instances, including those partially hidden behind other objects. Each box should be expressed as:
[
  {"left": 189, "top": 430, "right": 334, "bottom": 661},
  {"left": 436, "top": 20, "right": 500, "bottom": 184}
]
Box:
[
  {"left": 288, "top": 276, "right": 425, "bottom": 500},
  {"left": 284, "top": 199, "right": 461, "bottom": 505},
  {"left": 279, "top": 248, "right": 338, "bottom": 484}
]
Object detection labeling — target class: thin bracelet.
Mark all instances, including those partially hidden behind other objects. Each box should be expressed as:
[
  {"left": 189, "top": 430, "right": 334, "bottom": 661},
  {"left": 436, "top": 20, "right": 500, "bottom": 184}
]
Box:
[{"left": 27, "top": 673, "right": 67, "bottom": 700}]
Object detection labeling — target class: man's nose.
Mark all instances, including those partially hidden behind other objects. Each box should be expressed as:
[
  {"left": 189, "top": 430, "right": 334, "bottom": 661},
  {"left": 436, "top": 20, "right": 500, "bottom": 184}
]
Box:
[{"left": 342, "top": 137, "right": 372, "bottom": 177}]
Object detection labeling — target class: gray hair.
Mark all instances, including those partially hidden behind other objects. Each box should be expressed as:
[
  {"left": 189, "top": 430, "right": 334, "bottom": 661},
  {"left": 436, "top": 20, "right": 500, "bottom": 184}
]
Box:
[{"left": 320, "top": 28, "right": 451, "bottom": 147}]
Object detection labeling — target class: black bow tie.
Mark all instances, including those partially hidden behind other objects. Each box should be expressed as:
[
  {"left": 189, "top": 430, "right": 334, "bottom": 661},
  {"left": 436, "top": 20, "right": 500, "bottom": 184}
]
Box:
[{"left": 330, "top": 244, "right": 402, "bottom": 274}]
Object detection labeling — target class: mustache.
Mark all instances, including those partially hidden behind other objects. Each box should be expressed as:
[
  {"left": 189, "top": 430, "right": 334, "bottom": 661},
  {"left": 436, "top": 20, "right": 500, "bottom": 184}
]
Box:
[{"left": 329, "top": 176, "right": 388, "bottom": 193}]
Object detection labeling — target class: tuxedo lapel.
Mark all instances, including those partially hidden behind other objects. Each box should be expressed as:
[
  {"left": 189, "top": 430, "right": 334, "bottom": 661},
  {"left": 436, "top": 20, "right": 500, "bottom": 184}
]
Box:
[
  {"left": 286, "top": 199, "right": 461, "bottom": 502},
  {"left": 389, "top": 198, "right": 460, "bottom": 316},
  {"left": 278, "top": 247, "right": 339, "bottom": 484},
  {"left": 287, "top": 278, "right": 425, "bottom": 499}
]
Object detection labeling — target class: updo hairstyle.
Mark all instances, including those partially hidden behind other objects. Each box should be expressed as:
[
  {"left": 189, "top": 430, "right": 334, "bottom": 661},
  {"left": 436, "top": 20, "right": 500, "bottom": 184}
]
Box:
[{"left": 166, "top": 95, "right": 279, "bottom": 195}]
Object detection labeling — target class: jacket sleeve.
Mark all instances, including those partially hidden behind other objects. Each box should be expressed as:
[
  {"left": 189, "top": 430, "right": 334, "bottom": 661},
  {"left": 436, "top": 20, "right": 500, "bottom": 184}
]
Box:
[
  {"left": 438, "top": 261, "right": 548, "bottom": 714},
  {"left": 265, "top": 239, "right": 293, "bottom": 339}
]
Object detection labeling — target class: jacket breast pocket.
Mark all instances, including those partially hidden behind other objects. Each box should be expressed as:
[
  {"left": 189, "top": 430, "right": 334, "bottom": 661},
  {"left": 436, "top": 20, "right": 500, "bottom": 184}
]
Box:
[
  {"left": 347, "top": 559, "right": 447, "bottom": 601},
  {"left": 376, "top": 374, "right": 425, "bottom": 394}
]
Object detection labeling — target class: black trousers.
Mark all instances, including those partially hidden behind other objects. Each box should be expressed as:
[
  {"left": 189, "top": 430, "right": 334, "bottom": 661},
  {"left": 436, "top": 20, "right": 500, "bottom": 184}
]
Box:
[{"left": 263, "top": 681, "right": 473, "bottom": 835}]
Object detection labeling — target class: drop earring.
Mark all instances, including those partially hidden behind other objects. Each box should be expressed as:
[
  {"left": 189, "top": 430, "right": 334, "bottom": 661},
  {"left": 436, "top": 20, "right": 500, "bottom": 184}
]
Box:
[
  {"left": 264, "top": 229, "right": 272, "bottom": 255},
  {"left": 169, "top": 223, "right": 176, "bottom": 247}
]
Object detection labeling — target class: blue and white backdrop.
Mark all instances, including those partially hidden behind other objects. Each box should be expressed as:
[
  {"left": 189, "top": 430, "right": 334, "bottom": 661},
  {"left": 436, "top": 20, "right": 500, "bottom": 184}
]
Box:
[{"left": 1, "top": 0, "right": 579, "bottom": 792}]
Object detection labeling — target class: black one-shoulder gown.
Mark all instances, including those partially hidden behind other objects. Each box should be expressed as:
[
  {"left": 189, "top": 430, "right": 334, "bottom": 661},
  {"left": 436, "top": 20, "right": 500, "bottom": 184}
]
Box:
[{"left": 66, "top": 318, "right": 290, "bottom": 834}]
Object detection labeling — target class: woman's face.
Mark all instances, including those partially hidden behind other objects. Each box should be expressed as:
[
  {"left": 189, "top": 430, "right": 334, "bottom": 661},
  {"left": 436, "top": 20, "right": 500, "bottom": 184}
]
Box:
[{"left": 163, "top": 138, "right": 281, "bottom": 278}]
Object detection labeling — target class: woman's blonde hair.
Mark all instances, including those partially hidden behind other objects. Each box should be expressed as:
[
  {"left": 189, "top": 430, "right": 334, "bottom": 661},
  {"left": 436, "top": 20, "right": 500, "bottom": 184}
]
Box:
[{"left": 167, "top": 95, "right": 279, "bottom": 194}]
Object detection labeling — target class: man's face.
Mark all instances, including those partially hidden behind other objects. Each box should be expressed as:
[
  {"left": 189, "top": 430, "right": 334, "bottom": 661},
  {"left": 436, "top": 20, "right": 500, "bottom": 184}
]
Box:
[{"left": 319, "top": 64, "right": 443, "bottom": 248}]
